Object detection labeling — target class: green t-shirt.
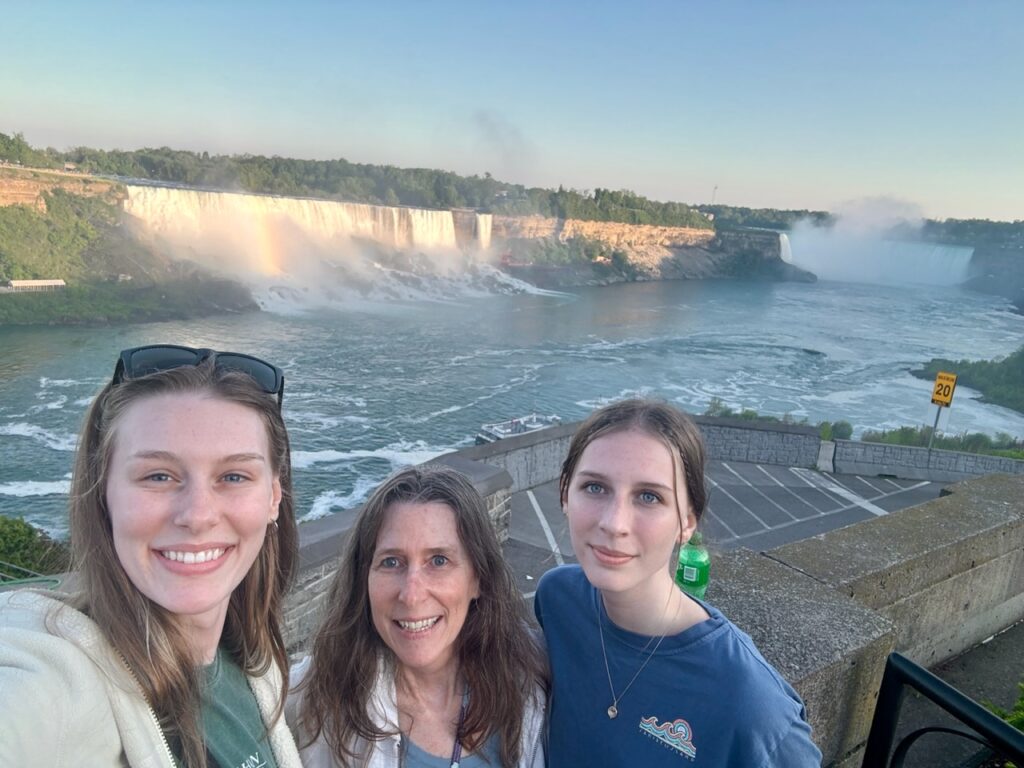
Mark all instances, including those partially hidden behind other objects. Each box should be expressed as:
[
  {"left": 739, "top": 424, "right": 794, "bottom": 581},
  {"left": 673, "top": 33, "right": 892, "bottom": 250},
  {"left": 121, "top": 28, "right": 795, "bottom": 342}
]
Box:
[{"left": 199, "top": 648, "right": 279, "bottom": 768}]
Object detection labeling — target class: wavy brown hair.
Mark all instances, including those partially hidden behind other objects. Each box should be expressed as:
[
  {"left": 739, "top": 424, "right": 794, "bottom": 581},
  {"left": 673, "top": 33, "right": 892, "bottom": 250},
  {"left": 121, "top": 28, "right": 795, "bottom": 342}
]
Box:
[
  {"left": 298, "top": 465, "right": 547, "bottom": 766},
  {"left": 560, "top": 398, "right": 708, "bottom": 552},
  {"left": 69, "top": 357, "right": 298, "bottom": 768}
]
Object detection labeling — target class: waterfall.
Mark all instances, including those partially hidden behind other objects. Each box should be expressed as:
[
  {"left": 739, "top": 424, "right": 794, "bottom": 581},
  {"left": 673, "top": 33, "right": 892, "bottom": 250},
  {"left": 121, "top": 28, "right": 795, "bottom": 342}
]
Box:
[
  {"left": 121, "top": 185, "right": 519, "bottom": 308},
  {"left": 123, "top": 185, "right": 461, "bottom": 257},
  {"left": 779, "top": 233, "right": 793, "bottom": 263},
  {"left": 476, "top": 213, "right": 492, "bottom": 251},
  {"left": 786, "top": 227, "right": 974, "bottom": 286}
]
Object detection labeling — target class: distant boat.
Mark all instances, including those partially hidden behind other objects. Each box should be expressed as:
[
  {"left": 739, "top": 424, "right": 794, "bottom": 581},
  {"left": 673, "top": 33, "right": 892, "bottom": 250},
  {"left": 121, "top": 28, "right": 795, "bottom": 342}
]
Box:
[{"left": 475, "top": 413, "right": 562, "bottom": 444}]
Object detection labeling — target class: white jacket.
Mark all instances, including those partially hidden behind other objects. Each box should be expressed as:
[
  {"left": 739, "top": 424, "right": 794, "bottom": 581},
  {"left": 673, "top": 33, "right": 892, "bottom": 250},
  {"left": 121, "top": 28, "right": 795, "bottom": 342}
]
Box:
[
  {"left": 287, "top": 655, "right": 546, "bottom": 767},
  {"left": 0, "top": 589, "right": 302, "bottom": 768}
]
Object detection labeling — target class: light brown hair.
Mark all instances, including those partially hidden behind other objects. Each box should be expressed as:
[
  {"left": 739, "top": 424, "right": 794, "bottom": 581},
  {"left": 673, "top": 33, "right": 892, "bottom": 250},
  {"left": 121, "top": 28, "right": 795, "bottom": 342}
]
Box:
[
  {"left": 298, "top": 465, "right": 547, "bottom": 766},
  {"left": 69, "top": 358, "right": 298, "bottom": 768}
]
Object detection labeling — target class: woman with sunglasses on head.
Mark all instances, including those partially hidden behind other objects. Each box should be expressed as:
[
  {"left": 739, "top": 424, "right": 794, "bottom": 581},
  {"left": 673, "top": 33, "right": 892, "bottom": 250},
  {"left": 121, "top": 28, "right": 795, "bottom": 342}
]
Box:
[
  {"left": 0, "top": 345, "right": 302, "bottom": 768},
  {"left": 288, "top": 465, "right": 547, "bottom": 768},
  {"left": 534, "top": 399, "right": 821, "bottom": 767}
]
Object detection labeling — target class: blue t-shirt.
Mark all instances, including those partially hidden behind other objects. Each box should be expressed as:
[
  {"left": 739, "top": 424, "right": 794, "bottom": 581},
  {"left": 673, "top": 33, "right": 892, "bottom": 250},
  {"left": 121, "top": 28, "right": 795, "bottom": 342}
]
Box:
[{"left": 535, "top": 565, "right": 821, "bottom": 767}]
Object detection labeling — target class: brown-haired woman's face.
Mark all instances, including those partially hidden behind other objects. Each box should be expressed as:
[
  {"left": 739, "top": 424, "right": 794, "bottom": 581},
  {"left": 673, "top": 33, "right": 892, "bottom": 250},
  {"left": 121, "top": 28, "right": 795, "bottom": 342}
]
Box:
[
  {"left": 368, "top": 501, "right": 480, "bottom": 675},
  {"left": 563, "top": 429, "right": 696, "bottom": 600},
  {"left": 105, "top": 393, "right": 281, "bottom": 634}
]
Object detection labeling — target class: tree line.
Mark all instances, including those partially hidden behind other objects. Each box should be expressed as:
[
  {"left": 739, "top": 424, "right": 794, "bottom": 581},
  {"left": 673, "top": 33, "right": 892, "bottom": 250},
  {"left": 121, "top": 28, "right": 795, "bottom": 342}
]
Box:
[
  {"left": 3, "top": 131, "right": 1019, "bottom": 243},
  {"left": 0, "top": 131, "right": 797, "bottom": 230}
]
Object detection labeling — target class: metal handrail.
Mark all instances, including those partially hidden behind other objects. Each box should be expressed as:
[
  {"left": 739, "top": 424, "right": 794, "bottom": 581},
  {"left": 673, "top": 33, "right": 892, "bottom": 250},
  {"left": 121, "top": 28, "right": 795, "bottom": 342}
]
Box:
[
  {"left": 862, "top": 651, "right": 1024, "bottom": 767},
  {"left": 0, "top": 559, "right": 45, "bottom": 581}
]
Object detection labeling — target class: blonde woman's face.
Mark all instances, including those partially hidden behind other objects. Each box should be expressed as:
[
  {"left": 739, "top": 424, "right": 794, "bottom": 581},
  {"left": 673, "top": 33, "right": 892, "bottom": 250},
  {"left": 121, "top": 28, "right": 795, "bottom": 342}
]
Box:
[{"left": 105, "top": 393, "right": 281, "bottom": 643}]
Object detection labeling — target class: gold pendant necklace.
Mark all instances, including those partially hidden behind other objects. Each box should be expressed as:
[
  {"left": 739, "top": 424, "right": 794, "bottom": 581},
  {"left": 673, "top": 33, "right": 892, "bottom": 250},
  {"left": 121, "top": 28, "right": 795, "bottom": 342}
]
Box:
[{"left": 597, "top": 598, "right": 668, "bottom": 719}]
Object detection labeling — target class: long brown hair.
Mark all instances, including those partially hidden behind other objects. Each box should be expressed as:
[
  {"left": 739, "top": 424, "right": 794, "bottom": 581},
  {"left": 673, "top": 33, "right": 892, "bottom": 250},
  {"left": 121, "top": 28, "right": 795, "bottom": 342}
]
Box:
[
  {"left": 69, "top": 357, "right": 298, "bottom": 768},
  {"left": 560, "top": 398, "right": 708, "bottom": 544},
  {"left": 298, "top": 465, "right": 547, "bottom": 766}
]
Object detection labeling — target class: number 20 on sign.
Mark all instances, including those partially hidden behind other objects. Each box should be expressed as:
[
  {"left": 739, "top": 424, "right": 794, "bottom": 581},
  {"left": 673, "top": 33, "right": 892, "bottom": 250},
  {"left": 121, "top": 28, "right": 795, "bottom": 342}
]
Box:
[{"left": 931, "top": 371, "right": 957, "bottom": 407}]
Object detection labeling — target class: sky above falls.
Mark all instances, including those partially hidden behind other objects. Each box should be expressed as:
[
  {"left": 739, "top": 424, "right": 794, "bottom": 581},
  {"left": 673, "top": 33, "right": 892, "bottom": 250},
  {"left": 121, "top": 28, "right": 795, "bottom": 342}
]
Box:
[{"left": 2, "top": 0, "right": 1021, "bottom": 222}]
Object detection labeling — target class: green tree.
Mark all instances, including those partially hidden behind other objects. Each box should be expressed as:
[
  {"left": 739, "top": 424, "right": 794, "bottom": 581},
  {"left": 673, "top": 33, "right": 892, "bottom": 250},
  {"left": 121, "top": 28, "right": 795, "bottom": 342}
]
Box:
[{"left": 0, "top": 517, "right": 70, "bottom": 576}]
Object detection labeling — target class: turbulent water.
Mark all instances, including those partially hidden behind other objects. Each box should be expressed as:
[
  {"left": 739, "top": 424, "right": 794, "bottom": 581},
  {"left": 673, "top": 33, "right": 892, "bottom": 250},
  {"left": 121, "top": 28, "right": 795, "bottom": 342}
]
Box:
[{"left": 2, "top": 278, "right": 1023, "bottom": 538}]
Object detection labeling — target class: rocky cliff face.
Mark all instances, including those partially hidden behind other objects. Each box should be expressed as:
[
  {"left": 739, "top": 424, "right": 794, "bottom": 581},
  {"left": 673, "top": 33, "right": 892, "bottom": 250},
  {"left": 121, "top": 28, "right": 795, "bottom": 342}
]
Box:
[
  {"left": 492, "top": 215, "right": 814, "bottom": 285},
  {"left": 965, "top": 245, "right": 1024, "bottom": 313},
  {"left": 0, "top": 169, "right": 121, "bottom": 211}
]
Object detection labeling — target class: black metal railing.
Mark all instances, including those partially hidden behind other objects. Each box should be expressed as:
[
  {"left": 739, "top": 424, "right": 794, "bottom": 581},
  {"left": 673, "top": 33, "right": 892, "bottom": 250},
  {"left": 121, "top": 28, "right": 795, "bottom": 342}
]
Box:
[{"left": 862, "top": 651, "right": 1024, "bottom": 767}]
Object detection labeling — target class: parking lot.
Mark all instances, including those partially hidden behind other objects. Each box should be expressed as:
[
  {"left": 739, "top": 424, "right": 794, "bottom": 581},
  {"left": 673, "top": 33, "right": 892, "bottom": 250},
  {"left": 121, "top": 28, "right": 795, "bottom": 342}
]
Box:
[{"left": 502, "top": 460, "right": 944, "bottom": 598}]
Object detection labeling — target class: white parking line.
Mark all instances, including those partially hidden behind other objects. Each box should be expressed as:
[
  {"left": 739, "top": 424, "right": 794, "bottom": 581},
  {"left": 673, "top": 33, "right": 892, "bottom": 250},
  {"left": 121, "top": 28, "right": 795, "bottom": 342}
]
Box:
[
  {"left": 791, "top": 469, "right": 888, "bottom": 516},
  {"left": 852, "top": 475, "right": 886, "bottom": 495},
  {"left": 707, "top": 476, "right": 771, "bottom": 529},
  {"left": 722, "top": 463, "right": 799, "bottom": 521},
  {"left": 755, "top": 465, "right": 828, "bottom": 514},
  {"left": 703, "top": 503, "right": 739, "bottom": 539},
  {"left": 527, "top": 489, "right": 565, "bottom": 566},
  {"left": 788, "top": 467, "right": 848, "bottom": 508}
]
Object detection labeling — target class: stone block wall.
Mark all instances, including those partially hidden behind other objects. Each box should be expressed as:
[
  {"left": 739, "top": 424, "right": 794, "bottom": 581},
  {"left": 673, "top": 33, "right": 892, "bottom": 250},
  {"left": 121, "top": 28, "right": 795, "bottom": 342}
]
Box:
[
  {"left": 833, "top": 439, "right": 1024, "bottom": 482},
  {"left": 693, "top": 415, "right": 821, "bottom": 467},
  {"left": 453, "top": 424, "right": 576, "bottom": 492}
]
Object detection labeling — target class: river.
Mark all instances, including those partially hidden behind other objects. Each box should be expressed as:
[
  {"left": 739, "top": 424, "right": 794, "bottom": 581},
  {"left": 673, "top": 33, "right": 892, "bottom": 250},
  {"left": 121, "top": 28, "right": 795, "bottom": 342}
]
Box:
[{"left": 2, "top": 278, "right": 1023, "bottom": 536}]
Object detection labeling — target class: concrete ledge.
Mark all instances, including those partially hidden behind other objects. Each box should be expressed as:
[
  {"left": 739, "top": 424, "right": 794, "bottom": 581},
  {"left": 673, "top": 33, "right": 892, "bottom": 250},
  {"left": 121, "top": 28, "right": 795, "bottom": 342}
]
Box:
[
  {"left": 758, "top": 474, "right": 1024, "bottom": 763},
  {"left": 709, "top": 549, "right": 895, "bottom": 764},
  {"left": 767, "top": 474, "right": 1024, "bottom": 617}
]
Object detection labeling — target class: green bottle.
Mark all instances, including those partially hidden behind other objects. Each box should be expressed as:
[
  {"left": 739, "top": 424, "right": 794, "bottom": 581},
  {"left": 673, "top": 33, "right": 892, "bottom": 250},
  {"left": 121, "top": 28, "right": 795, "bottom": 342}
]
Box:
[{"left": 676, "top": 531, "right": 710, "bottom": 600}]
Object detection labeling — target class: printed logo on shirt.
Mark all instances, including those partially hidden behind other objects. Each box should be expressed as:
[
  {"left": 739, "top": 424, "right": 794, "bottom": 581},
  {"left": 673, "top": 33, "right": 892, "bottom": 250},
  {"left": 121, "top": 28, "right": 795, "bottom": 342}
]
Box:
[
  {"left": 639, "top": 715, "right": 696, "bottom": 759},
  {"left": 236, "top": 753, "right": 267, "bottom": 768}
]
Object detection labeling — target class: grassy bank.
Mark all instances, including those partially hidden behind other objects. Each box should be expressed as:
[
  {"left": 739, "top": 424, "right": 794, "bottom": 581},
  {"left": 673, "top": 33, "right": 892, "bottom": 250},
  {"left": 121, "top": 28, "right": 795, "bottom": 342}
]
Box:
[
  {"left": 0, "top": 278, "right": 257, "bottom": 326},
  {"left": 860, "top": 425, "right": 1024, "bottom": 460},
  {"left": 702, "top": 399, "right": 1023, "bottom": 459},
  {"left": 913, "top": 346, "right": 1024, "bottom": 415}
]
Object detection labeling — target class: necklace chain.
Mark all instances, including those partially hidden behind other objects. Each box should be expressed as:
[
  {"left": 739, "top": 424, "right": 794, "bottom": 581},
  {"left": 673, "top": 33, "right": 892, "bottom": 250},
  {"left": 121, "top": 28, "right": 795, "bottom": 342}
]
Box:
[{"left": 597, "top": 598, "right": 669, "bottom": 719}]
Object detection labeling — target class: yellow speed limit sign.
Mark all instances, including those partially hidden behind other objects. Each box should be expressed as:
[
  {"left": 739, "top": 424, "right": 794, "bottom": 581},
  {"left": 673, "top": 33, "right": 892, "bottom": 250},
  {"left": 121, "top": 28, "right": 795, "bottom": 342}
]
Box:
[{"left": 931, "top": 371, "right": 957, "bottom": 407}]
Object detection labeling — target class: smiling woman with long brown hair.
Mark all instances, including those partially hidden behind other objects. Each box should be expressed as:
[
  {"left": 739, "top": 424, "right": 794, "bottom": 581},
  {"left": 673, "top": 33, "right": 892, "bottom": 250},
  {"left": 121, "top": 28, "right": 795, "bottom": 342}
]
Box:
[
  {"left": 535, "top": 398, "right": 821, "bottom": 767},
  {"left": 289, "top": 465, "right": 546, "bottom": 767},
  {"left": 0, "top": 345, "right": 302, "bottom": 768}
]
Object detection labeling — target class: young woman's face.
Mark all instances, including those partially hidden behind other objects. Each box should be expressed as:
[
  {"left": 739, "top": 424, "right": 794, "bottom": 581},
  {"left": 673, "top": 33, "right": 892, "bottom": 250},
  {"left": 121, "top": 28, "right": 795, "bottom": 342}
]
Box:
[
  {"left": 564, "top": 429, "right": 696, "bottom": 599},
  {"left": 368, "top": 501, "right": 480, "bottom": 677},
  {"left": 105, "top": 392, "right": 281, "bottom": 638}
]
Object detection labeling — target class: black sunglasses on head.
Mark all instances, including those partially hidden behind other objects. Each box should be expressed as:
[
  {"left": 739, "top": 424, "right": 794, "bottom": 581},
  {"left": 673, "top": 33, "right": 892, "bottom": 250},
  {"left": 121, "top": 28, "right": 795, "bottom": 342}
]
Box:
[{"left": 112, "top": 345, "right": 285, "bottom": 406}]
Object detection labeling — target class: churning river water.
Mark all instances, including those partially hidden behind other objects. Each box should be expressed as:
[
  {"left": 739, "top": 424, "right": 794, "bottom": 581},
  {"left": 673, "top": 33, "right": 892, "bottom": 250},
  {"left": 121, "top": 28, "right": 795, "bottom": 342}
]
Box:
[{"left": 2, "top": 278, "right": 1023, "bottom": 537}]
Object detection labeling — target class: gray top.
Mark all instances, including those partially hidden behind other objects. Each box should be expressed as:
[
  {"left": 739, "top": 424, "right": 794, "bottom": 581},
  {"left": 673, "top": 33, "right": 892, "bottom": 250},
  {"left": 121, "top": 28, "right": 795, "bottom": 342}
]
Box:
[{"left": 401, "top": 732, "right": 502, "bottom": 768}]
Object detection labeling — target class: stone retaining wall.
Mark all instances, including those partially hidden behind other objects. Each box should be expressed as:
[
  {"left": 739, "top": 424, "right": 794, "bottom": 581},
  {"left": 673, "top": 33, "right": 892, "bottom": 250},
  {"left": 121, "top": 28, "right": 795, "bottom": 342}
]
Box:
[
  {"left": 693, "top": 415, "right": 821, "bottom": 467},
  {"left": 833, "top": 439, "right": 1024, "bottom": 482}
]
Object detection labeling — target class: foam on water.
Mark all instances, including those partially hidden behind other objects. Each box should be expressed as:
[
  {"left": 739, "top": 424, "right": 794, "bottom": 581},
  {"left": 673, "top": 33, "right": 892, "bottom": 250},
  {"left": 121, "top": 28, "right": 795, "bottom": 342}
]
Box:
[
  {"left": 0, "top": 423, "right": 78, "bottom": 451},
  {"left": 29, "top": 396, "right": 68, "bottom": 413},
  {"left": 303, "top": 474, "right": 381, "bottom": 521},
  {"left": 292, "top": 439, "right": 450, "bottom": 470},
  {"left": 0, "top": 480, "right": 71, "bottom": 497},
  {"left": 39, "top": 378, "right": 81, "bottom": 388}
]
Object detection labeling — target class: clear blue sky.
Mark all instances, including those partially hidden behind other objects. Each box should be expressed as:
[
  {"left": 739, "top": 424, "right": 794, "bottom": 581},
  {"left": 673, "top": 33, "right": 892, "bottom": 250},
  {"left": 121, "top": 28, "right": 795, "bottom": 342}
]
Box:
[{"left": 2, "top": 1, "right": 1021, "bottom": 221}]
